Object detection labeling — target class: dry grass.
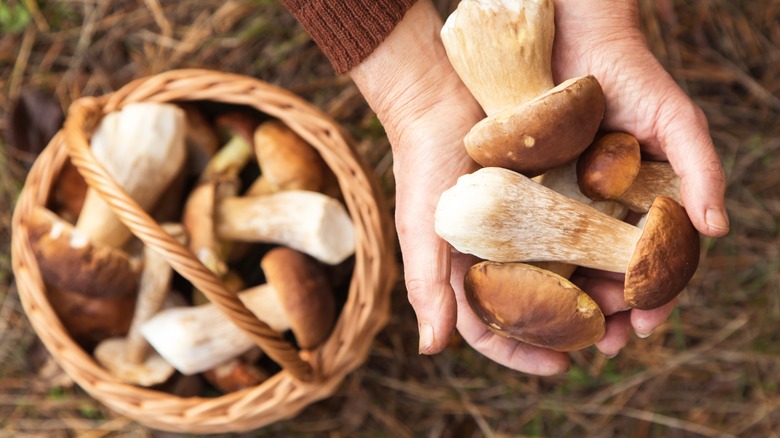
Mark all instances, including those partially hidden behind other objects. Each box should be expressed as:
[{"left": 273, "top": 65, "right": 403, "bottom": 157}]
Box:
[{"left": 1, "top": 0, "right": 779, "bottom": 436}]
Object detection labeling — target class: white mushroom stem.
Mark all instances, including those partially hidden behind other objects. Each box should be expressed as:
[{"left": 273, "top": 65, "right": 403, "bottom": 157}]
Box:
[
  {"left": 435, "top": 167, "right": 643, "bottom": 273},
  {"left": 441, "top": 0, "right": 555, "bottom": 115},
  {"left": 76, "top": 103, "right": 186, "bottom": 248},
  {"left": 215, "top": 191, "right": 355, "bottom": 265},
  {"left": 93, "top": 223, "right": 186, "bottom": 386},
  {"left": 140, "top": 284, "right": 289, "bottom": 375},
  {"left": 620, "top": 161, "right": 682, "bottom": 213}
]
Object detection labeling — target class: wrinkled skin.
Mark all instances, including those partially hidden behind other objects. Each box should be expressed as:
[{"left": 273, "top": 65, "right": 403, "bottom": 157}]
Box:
[{"left": 350, "top": 0, "right": 728, "bottom": 374}]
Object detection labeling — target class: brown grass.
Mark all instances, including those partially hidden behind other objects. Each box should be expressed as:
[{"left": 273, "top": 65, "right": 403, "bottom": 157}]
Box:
[{"left": 1, "top": 0, "right": 779, "bottom": 436}]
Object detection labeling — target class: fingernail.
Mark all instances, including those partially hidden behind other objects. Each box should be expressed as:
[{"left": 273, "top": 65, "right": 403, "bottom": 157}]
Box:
[
  {"left": 604, "top": 351, "right": 619, "bottom": 359},
  {"left": 635, "top": 330, "right": 653, "bottom": 339},
  {"left": 705, "top": 207, "right": 730, "bottom": 232},
  {"left": 419, "top": 322, "right": 434, "bottom": 354}
]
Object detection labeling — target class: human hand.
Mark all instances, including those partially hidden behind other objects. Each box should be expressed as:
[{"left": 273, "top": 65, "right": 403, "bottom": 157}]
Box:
[{"left": 552, "top": 0, "right": 729, "bottom": 353}]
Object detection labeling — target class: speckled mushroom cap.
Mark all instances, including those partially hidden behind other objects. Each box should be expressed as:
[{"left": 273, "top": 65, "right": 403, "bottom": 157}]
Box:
[
  {"left": 464, "top": 75, "right": 606, "bottom": 177},
  {"left": 577, "top": 132, "right": 642, "bottom": 201},
  {"left": 26, "top": 206, "right": 141, "bottom": 298},
  {"left": 260, "top": 247, "right": 335, "bottom": 350},
  {"left": 625, "top": 196, "right": 700, "bottom": 310},
  {"left": 464, "top": 261, "right": 605, "bottom": 352}
]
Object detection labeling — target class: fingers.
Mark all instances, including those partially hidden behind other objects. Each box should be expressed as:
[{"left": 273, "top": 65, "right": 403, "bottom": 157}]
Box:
[
  {"left": 596, "top": 311, "right": 633, "bottom": 357},
  {"left": 450, "top": 254, "right": 571, "bottom": 375},
  {"left": 654, "top": 93, "right": 730, "bottom": 237},
  {"left": 631, "top": 296, "right": 678, "bottom": 338}
]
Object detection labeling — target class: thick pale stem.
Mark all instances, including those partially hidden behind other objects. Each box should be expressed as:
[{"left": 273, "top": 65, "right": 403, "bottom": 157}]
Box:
[
  {"left": 76, "top": 103, "right": 186, "bottom": 248},
  {"left": 201, "top": 134, "right": 254, "bottom": 182},
  {"left": 441, "top": 0, "right": 555, "bottom": 114},
  {"left": 620, "top": 161, "right": 681, "bottom": 213},
  {"left": 435, "top": 167, "right": 643, "bottom": 272},
  {"left": 140, "top": 284, "right": 288, "bottom": 375},
  {"left": 215, "top": 191, "right": 355, "bottom": 265}
]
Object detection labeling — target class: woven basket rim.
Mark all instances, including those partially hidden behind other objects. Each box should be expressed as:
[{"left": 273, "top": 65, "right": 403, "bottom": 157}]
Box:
[{"left": 11, "top": 69, "right": 397, "bottom": 433}]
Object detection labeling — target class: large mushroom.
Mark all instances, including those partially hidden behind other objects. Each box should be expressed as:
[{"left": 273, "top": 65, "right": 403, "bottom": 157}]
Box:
[
  {"left": 435, "top": 167, "right": 700, "bottom": 310},
  {"left": 465, "top": 261, "right": 605, "bottom": 351},
  {"left": 441, "top": 0, "right": 605, "bottom": 177},
  {"left": 577, "top": 132, "right": 682, "bottom": 213},
  {"left": 140, "top": 247, "right": 335, "bottom": 375}
]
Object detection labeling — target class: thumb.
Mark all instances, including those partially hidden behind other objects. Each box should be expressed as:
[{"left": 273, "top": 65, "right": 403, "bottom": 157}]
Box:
[{"left": 653, "top": 91, "right": 730, "bottom": 237}]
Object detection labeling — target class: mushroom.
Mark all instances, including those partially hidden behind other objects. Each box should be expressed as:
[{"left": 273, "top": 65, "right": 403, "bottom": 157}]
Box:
[
  {"left": 140, "top": 247, "right": 335, "bottom": 375},
  {"left": 465, "top": 261, "right": 605, "bottom": 351},
  {"left": 75, "top": 102, "right": 187, "bottom": 248},
  {"left": 577, "top": 132, "right": 682, "bottom": 213},
  {"left": 440, "top": 0, "right": 605, "bottom": 177},
  {"left": 248, "top": 120, "right": 340, "bottom": 198},
  {"left": 435, "top": 167, "right": 700, "bottom": 309},
  {"left": 26, "top": 206, "right": 141, "bottom": 347},
  {"left": 215, "top": 190, "right": 355, "bottom": 265},
  {"left": 93, "top": 223, "right": 186, "bottom": 387}
]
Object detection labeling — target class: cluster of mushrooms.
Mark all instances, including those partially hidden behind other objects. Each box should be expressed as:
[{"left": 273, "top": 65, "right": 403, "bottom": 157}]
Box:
[
  {"left": 434, "top": 0, "right": 699, "bottom": 351},
  {"left": 28, "top": 101, "right": 354, "bottom": 392}
]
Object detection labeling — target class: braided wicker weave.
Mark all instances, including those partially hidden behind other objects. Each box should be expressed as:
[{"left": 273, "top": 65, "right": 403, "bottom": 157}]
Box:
[{"left": 11, "top": 69, "right": 396, "bottom": 433}]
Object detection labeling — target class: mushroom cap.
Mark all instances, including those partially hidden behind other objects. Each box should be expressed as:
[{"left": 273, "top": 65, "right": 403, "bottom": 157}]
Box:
[
  {"left": 27, "top": 207, "right": 141, "bottom": 298},
  {"left": 464, "top": 75, "right": 605, "bottom": 177},
  {"left": 625, "top": 196, "right": 700, "bottom": 310},
  {"left": 464, "top": 261, "right": 605, "bottom": 352},
  {"left": 260, "top": 247, "right": 335, "bottom": 350},
  {"left": 577, "top": 132, "right": 642, "bottom": 201}
]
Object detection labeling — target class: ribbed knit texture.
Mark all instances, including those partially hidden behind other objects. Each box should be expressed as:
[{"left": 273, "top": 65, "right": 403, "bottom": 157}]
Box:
[{"left": 280, "top": 0, "right": 418, "bottom": 73}]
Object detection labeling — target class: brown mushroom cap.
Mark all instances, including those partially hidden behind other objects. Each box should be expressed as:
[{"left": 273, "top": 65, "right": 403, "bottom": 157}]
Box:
[
  {"left": 464, "top": 261, "right": 605, "bottom": 352},
  {"left": 464, "top": 75, "right": 605, "bottom": 177},
  {"left": 625, "top": 196, "right": 700, "bottom": 310},
  {"left": 260, "top": 247, "right": 335, "bottom": 350},
  {"left": 27, "top": 207, "right": 140, "bottom": 298},
  {"left": 577, "top": 132, "right": 642, "bottom": 201}
]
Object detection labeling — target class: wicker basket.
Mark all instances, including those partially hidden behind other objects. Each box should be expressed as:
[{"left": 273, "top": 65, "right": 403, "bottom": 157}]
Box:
[{"left": 11, "top": 69, "right": 397, "bottom": 433}]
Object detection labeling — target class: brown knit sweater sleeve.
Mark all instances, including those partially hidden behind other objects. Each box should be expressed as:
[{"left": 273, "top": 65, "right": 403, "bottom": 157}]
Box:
[{"left": 279, "top": 0, "right": 419, "bottom": 74}]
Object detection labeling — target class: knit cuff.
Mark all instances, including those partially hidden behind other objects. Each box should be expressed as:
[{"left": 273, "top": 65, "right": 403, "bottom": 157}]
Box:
[{"left": 281, "top": 0, "right": 418, "bottom": 74}]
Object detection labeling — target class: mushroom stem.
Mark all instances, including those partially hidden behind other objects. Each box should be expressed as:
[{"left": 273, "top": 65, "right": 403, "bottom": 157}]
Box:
[
  {"left": 619, "top": 161, "right": 681, "bottom": 213},
  {"left": 75, "top": 103, "right": 186, "bottom": 248},
  {"left": 215, "top": 191, "right": 355, "bottom": 265},
  {"left": 436, "top": 167, "right": 642, "bottom": 273}
]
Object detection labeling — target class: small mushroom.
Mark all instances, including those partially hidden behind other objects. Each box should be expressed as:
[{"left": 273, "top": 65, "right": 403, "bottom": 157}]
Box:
[
  {"left": 180, "top": 104, "right": 220, "bottom": 176},
  {"left": 577, "top": 132, "right": 682, "bottom": 212},
  {"left": 26, "top": 206, "right": 141, "bottom": 347},
  {"left": 93, "top": 224, "right": 186, "bottom": 387},
  {"left": 140, "top": 247, "right": 335, "bottom": 375},
  {"left": 248, "top": 120, "right": 340, "bottom": 198},
  {"left": 435, "top": 167, "right": 700, "bottom": 310},
  {"left": 441, "top": 0, "right": 605, "bottom": 176},
  {"left": 465, "top": 261, "right": 605, "bottom": 351},
  {"left": 215, "top": 191, "right": 355, "bottom": 265},
  {"left": 75, "top": 102, "right": 187, "bottom": 248}
]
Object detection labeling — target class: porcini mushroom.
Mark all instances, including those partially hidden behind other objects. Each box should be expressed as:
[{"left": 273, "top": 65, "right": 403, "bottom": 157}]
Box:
[
  {"left": 215, "top": 190, "right": 355, "bottom": 265},
  {"left": 435, "top": 167, "right": 699, "bottom": 309},
  {"left": 75, "top": 102, "right": 186, "bottom": 248},
  {"left": 577, "top": 132, "right": 682, "bottom": 213},
  {"left": 140, "top": 247, "right": 335, "bottom": 375},
  {"left": 441, "top": 0, "right": 605, "bottom": 176},
  {"left": 465, "top": 261, "right": 605, "bottom": 351},
  {"left": 93, "top": 223, "right": 186, "bottom": 387},
  {"left": 26, "top": 206, "right": 141, "bottom": 347}
]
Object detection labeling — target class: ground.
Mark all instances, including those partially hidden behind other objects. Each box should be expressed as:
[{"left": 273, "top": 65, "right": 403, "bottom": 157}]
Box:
[{"left": 1, "top": 0, "right": 780, "bottom": 436}]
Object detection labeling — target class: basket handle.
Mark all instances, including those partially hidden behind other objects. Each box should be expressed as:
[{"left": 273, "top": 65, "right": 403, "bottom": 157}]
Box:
[{"left": 63, "top": 97, "right": 314, "bottom": 382}]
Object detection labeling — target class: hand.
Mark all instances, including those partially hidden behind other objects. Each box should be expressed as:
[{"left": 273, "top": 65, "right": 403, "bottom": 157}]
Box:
[
  {"left": 351, "top": 0, "right": 571, "bottom": 374},
  {"left": 552, "top": 0, "right": 729, "bottom": 353}
]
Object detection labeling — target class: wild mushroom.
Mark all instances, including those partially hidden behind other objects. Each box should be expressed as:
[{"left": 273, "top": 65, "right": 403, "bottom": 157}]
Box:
[
  {"left": 441, "top": 0, "right": 605, "bottom": 176},
  {"left": 140, "top": 247, "right": 335, "bottom": 375},
  {"left": 248, "top": 120, "right": 340, "bottom": 198},
  {"left": 465, "top": 261, "right": 605, "bottom": 351},
  {"left": 75, "top": 102, "right": 187, "bottom": 248},
  {"left": 215, "top": 190, "right": 355, "bottom": 265},
  {"left": 26, "top": 206, "right": 141, "bottom": 347},
  {"left": 435, "top": 167, "right": 700, "bottom": 309},
  {"left": 577, "top": 132, "right": 682, "bottom": 213},
  {"left": 93, "top": 223, "right": 186, "bottom": 387},
  {"left": 180, "top": 103, "right": 220, "bottom": 176}
]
